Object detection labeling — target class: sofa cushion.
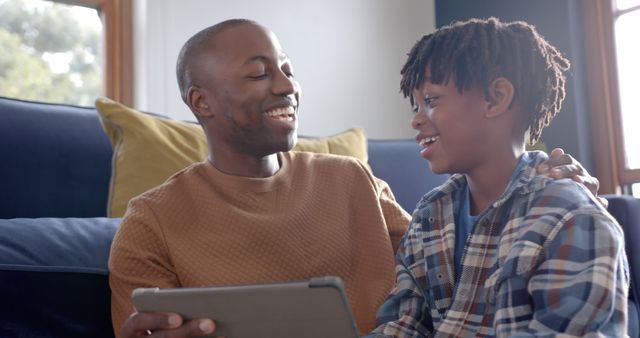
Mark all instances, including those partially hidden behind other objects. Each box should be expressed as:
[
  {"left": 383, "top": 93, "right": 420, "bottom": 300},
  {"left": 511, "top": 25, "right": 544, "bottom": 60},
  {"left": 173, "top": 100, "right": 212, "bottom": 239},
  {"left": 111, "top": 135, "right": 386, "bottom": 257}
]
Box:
[
  {"left": 0, "top": 96, "right": 113, "bottom": 218},
  {"left": 96, "top": 97, "right": 369, "bottom": 217},
  {"left": 0, "top": 217, "right": 120, "bottom": 338}
]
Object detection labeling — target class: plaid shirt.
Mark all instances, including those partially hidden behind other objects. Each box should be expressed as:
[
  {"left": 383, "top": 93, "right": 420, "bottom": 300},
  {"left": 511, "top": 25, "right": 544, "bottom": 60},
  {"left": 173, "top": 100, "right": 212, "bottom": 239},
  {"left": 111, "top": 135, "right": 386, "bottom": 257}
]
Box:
[{"left": 369, "top": 151, "right": 629, "bottom": 337}]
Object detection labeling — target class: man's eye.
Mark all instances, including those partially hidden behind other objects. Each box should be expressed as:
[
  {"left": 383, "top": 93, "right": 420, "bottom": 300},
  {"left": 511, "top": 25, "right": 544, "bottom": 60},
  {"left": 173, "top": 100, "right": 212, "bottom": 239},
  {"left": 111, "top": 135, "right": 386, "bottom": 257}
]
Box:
[{"left": 248, "top": 73, "right": 268, "bottom": 79}]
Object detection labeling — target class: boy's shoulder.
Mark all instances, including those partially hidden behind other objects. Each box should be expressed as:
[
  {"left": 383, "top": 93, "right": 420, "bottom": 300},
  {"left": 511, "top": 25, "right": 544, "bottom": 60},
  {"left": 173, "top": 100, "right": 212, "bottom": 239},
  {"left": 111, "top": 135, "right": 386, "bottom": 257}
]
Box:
[
  {"left": 529, "top": 177, "right": 600, "bottom": 211},
  {"left": 522, "top": 177, "right": 621, "bottom": 235},
  {"left": 413, "top": 174, "right": 466, "bottom": 211}
]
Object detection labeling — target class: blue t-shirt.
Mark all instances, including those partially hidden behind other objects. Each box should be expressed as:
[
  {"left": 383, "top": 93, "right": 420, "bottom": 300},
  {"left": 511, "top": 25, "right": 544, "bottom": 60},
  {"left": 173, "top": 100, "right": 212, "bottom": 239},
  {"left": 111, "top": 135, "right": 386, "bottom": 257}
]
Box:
[{"left": 454, "top": 153, "right": 530, "bottom": 279}]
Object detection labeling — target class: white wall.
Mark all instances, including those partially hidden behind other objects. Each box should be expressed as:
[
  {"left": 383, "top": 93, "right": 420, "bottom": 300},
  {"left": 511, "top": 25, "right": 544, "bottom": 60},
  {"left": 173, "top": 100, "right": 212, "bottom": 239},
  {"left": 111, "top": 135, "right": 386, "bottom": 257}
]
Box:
[{"left": 134, "top": 0, "right": 435, "bottom": 139}]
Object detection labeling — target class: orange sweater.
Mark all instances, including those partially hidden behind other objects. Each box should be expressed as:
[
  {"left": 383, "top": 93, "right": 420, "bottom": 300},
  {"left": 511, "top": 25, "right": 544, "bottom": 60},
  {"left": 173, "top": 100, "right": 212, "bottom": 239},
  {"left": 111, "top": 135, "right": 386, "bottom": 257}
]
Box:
[{"left": 109, "top": 151, "right": 411, "bottom": 336}]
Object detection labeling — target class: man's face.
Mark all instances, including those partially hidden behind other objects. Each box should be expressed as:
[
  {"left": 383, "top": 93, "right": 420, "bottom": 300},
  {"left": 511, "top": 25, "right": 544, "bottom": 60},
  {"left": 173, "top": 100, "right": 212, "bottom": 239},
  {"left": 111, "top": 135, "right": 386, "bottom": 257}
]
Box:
[
  {"left": 411, "top": 69, "right": 489, "bottom": 175},
  {"left": 197, "top": 23, "right": 301, "bottom": 157}
]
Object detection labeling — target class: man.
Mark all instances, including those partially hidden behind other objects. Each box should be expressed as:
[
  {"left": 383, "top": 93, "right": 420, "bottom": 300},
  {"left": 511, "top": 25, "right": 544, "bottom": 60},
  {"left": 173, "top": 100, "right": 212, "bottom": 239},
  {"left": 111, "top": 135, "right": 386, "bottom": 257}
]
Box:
[
  {"left": 369, "top": 17, "right": 628, "bottom": 337},
  {"left": 111, "top": 19, "right": 604, "bottom": 338}
]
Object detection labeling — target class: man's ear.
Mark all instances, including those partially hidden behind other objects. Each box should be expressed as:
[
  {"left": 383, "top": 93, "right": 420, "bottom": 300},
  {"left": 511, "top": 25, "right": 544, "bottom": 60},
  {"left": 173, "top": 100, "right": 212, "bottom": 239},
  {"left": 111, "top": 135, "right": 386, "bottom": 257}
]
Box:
[
  {"left": 485, "top": 77, "right": 515, "bottom": 118},
  {"left": 187, "top": 86, "right": 214, "bottom": 119}
]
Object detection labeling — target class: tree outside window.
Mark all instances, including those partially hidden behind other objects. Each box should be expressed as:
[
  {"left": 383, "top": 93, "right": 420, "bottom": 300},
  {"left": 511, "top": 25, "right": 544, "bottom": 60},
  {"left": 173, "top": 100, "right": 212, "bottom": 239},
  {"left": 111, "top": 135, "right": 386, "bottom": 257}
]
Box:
[{"left": 0, "top": 0, "right": 103, "bottom": 106}]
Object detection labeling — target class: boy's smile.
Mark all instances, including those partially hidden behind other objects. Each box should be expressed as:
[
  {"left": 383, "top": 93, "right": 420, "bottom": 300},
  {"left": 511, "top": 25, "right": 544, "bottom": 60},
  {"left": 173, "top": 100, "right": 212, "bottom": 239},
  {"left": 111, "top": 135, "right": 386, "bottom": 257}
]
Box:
[{"left": 417, "top": 135, "right": 440, "bottom": 157}]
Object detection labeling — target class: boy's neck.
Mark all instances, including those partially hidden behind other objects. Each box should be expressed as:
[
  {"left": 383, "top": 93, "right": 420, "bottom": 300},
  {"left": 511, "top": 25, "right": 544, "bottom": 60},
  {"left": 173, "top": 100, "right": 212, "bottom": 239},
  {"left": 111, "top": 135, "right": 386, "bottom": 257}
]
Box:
[{"left": 466, "top": 149, "right": 524, "bottom": 215}]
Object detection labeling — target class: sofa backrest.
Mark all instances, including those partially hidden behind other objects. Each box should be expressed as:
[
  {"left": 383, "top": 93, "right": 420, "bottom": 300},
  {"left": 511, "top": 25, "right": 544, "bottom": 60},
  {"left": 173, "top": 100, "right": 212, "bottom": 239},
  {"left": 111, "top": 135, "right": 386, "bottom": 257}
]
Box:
[
  {"left": 0, "top": 96, "right": 113, "bottom": 218},
  {"left": 367, "top": 139, "right": 448, "bottom": 213},
  {"left": 0, "top": 96, "right": 447, "bottom": 219}
]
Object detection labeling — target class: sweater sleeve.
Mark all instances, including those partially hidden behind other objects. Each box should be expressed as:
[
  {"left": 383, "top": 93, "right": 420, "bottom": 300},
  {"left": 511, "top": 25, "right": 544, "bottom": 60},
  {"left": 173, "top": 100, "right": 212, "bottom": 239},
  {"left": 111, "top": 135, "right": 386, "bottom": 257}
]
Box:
[
  {"left": 108, "top": 197, "right": 181, "bottom": 337},
  {"left": 374, "top": 177, "right": 412, "bottom": 253}
]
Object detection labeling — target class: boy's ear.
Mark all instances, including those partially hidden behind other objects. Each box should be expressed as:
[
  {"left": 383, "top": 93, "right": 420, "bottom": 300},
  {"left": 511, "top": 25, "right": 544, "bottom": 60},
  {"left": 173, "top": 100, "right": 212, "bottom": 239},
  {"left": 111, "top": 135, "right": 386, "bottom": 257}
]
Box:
[
  {"left": 484, "top": 77, "right": 515, "bottom": 118},
  {"left": 187, "top": 86, "right": 214, "bottom": 119}
]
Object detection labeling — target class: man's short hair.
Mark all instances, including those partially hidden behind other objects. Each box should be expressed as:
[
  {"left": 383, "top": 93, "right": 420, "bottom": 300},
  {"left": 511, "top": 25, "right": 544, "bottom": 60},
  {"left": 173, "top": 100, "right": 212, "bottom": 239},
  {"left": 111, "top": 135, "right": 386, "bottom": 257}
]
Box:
[{"left": 176, "top": 18, "right": 257, "bottom": 105}]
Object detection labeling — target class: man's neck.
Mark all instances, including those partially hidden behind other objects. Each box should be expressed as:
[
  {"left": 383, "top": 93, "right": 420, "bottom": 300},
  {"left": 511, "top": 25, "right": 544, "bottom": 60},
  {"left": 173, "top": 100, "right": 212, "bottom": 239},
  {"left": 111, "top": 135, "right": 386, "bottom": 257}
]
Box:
[{"left": 209, "top": 152, "right": 281, "bottom": 178}]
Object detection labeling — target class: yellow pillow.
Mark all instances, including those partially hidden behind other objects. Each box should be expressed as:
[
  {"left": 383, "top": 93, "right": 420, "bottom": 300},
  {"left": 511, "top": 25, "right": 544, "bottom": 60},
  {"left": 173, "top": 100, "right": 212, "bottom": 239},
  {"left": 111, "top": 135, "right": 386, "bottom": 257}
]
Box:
[
  {"left": 95, "top": 98, "right": 368, "bottom": 217},
  {"left": 96, "top": 97, "right": 209, "bottom": 217},
  {"left": 295, "top": 127, "right": 368, "bottom": 163}
]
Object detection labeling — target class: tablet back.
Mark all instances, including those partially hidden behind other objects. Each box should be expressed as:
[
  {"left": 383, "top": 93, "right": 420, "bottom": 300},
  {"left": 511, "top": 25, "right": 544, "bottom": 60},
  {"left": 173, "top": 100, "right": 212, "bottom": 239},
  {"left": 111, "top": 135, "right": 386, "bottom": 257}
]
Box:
[{"left": 132, "top": 276, "right": 360, "bottom": 338}]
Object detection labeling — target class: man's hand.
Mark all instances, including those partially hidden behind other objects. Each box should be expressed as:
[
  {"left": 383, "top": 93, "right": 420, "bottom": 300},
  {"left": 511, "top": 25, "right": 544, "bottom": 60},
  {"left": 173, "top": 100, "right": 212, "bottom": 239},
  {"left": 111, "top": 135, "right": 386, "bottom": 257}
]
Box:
[
  {"left": 537, "top": 148, "right": 608, "bottom": 207},
  {"left": 120, "top": 312, "right": 215, "bottom": 338}
]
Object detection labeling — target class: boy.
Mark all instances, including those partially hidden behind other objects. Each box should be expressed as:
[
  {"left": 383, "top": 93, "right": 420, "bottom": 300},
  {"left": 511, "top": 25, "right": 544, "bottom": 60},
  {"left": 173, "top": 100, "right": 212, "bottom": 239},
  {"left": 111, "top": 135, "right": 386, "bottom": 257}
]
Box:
[{"left": 369, "top": 17, "right": 629, "bottom": 337}]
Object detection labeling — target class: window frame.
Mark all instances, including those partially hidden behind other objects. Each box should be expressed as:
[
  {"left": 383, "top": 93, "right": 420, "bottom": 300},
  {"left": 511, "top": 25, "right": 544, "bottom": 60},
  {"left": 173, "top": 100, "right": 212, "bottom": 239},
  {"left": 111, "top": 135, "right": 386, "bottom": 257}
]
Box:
[
  {"left": 53, "top": 0, "right": 133, "bottom": 106},
  {"left": 583, "top": 0, "right": 640, "bottom": 194}
]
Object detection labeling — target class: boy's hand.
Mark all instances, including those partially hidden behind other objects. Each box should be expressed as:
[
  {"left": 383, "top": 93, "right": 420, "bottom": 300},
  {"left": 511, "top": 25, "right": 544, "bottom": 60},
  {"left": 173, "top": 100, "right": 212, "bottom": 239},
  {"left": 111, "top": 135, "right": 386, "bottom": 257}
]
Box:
[
  {"left": 120, "top": 312, "right": 216, "bottom": 338},
  {"left": 537, "top": 148, "right": 608, "bottom": 208}
]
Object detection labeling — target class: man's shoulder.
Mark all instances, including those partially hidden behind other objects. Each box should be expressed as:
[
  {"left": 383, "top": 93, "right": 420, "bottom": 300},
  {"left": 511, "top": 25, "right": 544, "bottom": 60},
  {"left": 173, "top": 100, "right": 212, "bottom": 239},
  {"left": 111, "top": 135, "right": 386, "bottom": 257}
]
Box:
[
  {"left": 130, "top": 161, "right": 208, "bottom": 205},
  {"left": 288, "top": 150, "right": 369, "bottom": 173}
]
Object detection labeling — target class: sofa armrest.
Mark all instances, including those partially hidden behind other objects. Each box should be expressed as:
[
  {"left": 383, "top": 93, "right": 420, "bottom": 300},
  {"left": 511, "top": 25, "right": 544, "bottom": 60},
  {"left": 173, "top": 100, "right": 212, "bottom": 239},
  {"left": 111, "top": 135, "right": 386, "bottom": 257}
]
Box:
[
  {"left": 0, "top": 217, "right": 120, "bottom": 337},
  {"left": 604, "top": 194, "right": 640, "bottom": 338}
]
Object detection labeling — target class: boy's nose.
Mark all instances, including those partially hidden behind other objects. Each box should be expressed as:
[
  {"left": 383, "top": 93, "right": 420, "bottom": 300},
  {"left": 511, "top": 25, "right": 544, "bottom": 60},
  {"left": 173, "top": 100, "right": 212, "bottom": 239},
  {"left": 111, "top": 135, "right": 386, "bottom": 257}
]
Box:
[{"left": 411, "top": 110, "right": 427, "bottom": 130}]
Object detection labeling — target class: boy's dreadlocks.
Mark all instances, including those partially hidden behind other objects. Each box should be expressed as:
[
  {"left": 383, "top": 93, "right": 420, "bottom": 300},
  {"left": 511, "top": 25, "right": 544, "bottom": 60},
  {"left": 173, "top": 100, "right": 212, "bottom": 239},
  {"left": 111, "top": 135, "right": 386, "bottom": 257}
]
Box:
[{"left": 400, "top": 17, "right": 570, "bottom": 145}]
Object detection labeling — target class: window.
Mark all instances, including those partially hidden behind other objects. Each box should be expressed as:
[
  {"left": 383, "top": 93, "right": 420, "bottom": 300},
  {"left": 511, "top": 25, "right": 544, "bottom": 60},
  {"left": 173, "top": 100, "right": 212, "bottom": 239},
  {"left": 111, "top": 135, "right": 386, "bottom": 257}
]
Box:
[
  {"left": 0, "top": 0, "right": 131, "bottom": 106},
  {"left": 0, "top": 0, "right": 102, "bottom": 105},
  {"left": 583, "top": 0, "right": 640, "bottom": 197}
]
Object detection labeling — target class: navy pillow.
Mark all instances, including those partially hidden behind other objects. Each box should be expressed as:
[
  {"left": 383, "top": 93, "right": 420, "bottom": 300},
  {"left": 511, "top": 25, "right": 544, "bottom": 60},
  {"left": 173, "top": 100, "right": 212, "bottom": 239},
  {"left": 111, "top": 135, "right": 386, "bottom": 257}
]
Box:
[
  {"left": 0, "top": 217, "right": 120, "bottom": 338},
  {"left": 0, "top": 96, "right": 113, "bottom": 218}
]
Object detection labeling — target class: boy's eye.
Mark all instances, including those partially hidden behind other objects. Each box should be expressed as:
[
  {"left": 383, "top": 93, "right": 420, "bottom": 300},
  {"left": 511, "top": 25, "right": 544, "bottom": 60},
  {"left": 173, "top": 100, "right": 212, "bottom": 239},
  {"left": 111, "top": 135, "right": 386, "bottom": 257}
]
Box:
[{"left": 424, "top": 96, "right": 439, "bottom": 107}]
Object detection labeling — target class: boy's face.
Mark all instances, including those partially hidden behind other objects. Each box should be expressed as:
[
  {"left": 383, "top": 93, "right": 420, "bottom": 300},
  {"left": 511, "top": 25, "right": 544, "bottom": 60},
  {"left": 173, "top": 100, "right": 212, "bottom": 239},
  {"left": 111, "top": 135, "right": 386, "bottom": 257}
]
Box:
[{"left": 411, "top": 69, "right": 491, "bottom": 175}]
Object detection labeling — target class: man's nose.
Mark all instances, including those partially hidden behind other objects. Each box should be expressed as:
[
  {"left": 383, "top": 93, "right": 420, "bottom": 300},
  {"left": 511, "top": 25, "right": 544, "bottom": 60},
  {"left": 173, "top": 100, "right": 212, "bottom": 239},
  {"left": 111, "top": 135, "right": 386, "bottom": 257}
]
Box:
[{"left": 272, "top": 70, "right": 297, "bottom": 96}]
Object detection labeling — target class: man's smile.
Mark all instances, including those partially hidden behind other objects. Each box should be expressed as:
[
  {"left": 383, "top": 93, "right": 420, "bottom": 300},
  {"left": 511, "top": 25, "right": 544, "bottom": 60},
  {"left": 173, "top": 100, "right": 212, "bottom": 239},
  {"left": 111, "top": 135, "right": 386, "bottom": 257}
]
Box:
[{"left": 266, "top": 106, "right": 296, "bottom": 122}]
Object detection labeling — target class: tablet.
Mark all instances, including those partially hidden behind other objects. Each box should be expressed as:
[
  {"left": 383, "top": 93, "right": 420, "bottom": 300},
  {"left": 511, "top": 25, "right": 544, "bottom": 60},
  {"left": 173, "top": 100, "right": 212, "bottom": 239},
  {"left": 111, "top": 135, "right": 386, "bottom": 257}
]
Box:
[{"left": 131, "top": 276, "right": 360, "bottom": 338}]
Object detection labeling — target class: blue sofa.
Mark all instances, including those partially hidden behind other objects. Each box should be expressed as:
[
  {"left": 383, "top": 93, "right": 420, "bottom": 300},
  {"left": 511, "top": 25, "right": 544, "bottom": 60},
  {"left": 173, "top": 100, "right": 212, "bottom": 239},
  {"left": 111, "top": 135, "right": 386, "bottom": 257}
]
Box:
[
  {"left": 0, "top": 95, "right": 638, "bottom": 337},
  {"left": 0, "top": 96, "right": 449, "bottom": 337}
]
